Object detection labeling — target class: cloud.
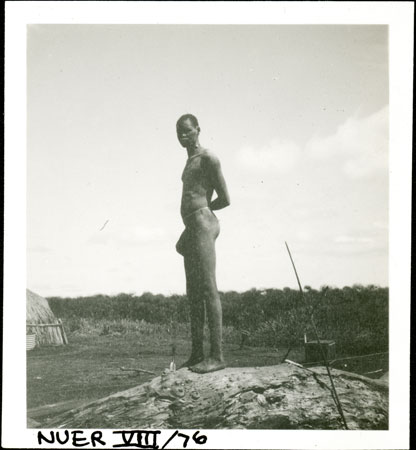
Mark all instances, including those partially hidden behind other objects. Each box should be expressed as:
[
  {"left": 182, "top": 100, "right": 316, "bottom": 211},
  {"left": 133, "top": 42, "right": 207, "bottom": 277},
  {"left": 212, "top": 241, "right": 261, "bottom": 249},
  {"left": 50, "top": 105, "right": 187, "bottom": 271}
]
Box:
[
  {"left": 296, "top": 230, "right": 312, "bottom": 242},
  {"left": 306, "top": 106, "right": 388, "bottom": 179},
  {"left": 324, "top": 232, "right": 387, "bottom": 256},
  {"left": 88, "top": 225, "right": 167, "bottom": 247},
  {"left": 130, "top": 226, "right": 166, "bottom": 241},
  {"left": 296, "top": 236, "right": 387, "bottom": 257},
  {"left": 238, "top": 137, "right": 301, "bottom": 172},
  {"left": 333, "top": 235, "right": 374, "bottom": 244}
]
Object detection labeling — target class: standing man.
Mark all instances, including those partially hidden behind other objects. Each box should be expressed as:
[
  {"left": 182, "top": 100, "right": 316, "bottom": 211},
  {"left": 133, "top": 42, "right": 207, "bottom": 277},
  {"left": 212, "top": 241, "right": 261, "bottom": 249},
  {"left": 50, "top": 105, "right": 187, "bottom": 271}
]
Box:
[{"left": 175, "top": 114, "right": 230, "bottom": 374}]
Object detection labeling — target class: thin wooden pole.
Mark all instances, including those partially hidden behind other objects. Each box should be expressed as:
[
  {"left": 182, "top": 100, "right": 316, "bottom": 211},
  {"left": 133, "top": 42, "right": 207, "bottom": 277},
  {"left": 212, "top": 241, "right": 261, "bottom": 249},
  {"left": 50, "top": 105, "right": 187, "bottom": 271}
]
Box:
[
  {"left": 58, "top": 319, "right": 68, "bottom": 345},
  {"left": 285, "top": 241, "right": 349, "bottom": 430}
]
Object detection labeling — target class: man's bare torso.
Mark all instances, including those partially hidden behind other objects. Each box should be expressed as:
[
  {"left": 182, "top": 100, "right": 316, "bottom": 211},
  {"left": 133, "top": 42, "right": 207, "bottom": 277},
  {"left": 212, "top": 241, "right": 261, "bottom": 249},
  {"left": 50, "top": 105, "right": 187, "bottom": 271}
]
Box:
[{"left": 181, "top": 149, "right": 214, "bottom": 220}]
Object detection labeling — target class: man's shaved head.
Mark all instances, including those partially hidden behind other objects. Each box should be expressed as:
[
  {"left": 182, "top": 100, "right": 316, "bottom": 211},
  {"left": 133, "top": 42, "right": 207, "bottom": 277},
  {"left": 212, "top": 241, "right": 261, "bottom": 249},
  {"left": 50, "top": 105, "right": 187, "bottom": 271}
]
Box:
[{"left": 177, "top": 114, "right": 199, "bottom": 128}]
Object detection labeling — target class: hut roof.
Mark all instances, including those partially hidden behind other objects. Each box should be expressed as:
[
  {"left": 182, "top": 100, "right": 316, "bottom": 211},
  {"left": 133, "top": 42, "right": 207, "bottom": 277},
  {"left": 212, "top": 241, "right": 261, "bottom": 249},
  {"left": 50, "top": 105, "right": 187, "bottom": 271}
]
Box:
[
  {"left": 26, "top": 289, "right": 64, "bottom": 346},
  {"left": 26, "top": 289, "right": 57, "bottom": 324}
]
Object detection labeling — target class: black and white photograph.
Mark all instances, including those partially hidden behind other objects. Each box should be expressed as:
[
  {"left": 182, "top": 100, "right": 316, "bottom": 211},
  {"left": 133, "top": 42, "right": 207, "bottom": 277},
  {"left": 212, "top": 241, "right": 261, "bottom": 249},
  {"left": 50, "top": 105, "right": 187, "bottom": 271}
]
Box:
[{"left": 3, "top": 2, "right": 412, "bottom": 449}]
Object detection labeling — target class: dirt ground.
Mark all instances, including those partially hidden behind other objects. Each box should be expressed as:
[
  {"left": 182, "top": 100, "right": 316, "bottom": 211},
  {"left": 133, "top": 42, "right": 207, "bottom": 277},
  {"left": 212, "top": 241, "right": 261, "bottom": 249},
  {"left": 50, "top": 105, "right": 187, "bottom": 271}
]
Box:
[
  {"left": 27, "top": 332, "right": 304, "bottom": 424},
  {"left": 27, "top": 329, "right": 388, "bottom": 427}
]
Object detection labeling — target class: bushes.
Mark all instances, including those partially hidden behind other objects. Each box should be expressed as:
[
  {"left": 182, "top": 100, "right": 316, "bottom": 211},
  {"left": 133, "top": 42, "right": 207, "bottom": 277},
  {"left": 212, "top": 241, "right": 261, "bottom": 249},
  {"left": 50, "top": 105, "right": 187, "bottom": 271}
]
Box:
[
  {"left": 49, "top": 292, "right": 189, "bottom": 324},
  {"left": 48, "top": 286, "right": 389, "bottom": 354},
  {"left": 65, "top": 317, "right": 184, "bottom": 339}
]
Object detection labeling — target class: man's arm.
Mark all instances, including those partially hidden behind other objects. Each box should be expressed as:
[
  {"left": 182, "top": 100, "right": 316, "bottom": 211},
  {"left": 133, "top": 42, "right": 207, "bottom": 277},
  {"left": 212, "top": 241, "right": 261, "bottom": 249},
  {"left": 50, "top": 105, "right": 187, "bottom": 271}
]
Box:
[{"left": 206, "top": 153, "right": 230, "bottom": 211}]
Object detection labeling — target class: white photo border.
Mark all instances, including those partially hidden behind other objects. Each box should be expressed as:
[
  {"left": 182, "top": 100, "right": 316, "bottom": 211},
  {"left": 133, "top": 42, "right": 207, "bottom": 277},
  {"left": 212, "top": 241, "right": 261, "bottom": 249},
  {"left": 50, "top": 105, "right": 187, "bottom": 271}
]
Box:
[{"left": 3, "top": 1, "right": 413, "bottom": 449}]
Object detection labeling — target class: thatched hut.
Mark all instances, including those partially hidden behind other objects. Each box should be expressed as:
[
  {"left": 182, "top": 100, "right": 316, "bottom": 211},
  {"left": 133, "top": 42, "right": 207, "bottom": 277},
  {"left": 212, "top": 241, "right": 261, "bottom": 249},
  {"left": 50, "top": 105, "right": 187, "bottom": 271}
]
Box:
[{"left": 26, "top": 289, "right": 67, "bottom": 346}]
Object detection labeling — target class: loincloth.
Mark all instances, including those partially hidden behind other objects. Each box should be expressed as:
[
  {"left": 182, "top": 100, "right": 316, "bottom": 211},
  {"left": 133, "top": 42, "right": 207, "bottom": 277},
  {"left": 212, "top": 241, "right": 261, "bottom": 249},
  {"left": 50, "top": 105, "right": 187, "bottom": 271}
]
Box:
[{"left": 182, "top": 206, "right": 218, "bottom": 227}]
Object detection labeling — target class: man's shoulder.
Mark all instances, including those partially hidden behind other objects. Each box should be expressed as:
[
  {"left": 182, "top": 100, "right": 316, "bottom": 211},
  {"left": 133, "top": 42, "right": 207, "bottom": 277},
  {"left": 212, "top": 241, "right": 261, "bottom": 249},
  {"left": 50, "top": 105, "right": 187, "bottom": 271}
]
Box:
[{"left": 200, "top": 148, "right": 220, "bottom": 166}]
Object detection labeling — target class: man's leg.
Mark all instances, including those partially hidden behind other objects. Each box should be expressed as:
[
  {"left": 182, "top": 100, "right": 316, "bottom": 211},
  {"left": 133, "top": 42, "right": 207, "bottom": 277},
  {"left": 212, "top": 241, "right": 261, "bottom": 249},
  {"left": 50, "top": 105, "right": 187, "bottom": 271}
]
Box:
[
  {"left": 190, "top": 218, "right": 225, "bottom": 374},
  {"left": 181, "top": 252, "right": 205, "bottom": 367}
]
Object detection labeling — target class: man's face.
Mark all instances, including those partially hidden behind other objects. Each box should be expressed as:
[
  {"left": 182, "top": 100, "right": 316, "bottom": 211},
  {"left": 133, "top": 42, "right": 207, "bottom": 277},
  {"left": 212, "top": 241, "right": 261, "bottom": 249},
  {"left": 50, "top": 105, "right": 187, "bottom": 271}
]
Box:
[{"left": 176, "top": 119, "right": 200, "bottom": 148}]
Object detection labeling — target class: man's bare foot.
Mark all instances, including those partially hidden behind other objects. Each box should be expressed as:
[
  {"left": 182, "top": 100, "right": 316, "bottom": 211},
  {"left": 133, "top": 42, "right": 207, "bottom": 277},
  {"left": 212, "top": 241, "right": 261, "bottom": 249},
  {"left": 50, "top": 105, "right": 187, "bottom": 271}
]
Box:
[
  {"left": 189, "top": 357, "right": 226, "bottom": 374},
  {"left": 179, "top": 355, "right": 204, "bottom": 369}
]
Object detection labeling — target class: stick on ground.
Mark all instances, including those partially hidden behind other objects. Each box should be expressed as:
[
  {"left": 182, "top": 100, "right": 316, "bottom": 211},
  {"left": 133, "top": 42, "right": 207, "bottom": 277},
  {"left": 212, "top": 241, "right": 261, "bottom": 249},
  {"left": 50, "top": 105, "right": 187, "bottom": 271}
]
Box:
[{"left": 120, "top": 367, "right": 156, "bottom": 375}]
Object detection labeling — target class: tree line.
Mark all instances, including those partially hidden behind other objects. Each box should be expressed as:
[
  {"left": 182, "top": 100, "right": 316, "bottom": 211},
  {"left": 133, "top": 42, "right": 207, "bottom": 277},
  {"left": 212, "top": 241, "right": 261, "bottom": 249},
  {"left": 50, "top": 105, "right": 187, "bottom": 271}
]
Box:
[{"left": 48, "top": 285, "right": 388, "bottom": 354}]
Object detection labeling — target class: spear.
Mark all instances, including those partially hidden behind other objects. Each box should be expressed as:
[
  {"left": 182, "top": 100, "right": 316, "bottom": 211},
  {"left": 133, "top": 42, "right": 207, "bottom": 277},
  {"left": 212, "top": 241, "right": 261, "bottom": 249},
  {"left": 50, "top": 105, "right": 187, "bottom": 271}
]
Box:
[{"left": 284, "top": 241, "right": 349, "bottom": 430}]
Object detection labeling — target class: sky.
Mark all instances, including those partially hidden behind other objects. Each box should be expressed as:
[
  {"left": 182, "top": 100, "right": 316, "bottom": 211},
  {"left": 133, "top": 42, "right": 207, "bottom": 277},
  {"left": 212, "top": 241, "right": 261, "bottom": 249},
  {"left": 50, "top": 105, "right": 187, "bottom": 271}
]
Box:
[{"left": 27, "top": 25, "right": 389, "bottom": 297}]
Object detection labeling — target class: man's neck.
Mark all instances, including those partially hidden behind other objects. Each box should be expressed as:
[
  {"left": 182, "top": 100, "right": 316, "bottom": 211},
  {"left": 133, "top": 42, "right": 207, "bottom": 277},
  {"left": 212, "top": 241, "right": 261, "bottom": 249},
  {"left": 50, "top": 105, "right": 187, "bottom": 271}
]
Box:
[{"left": 186, "top": 143, "right": 201, "bottom": 159}]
